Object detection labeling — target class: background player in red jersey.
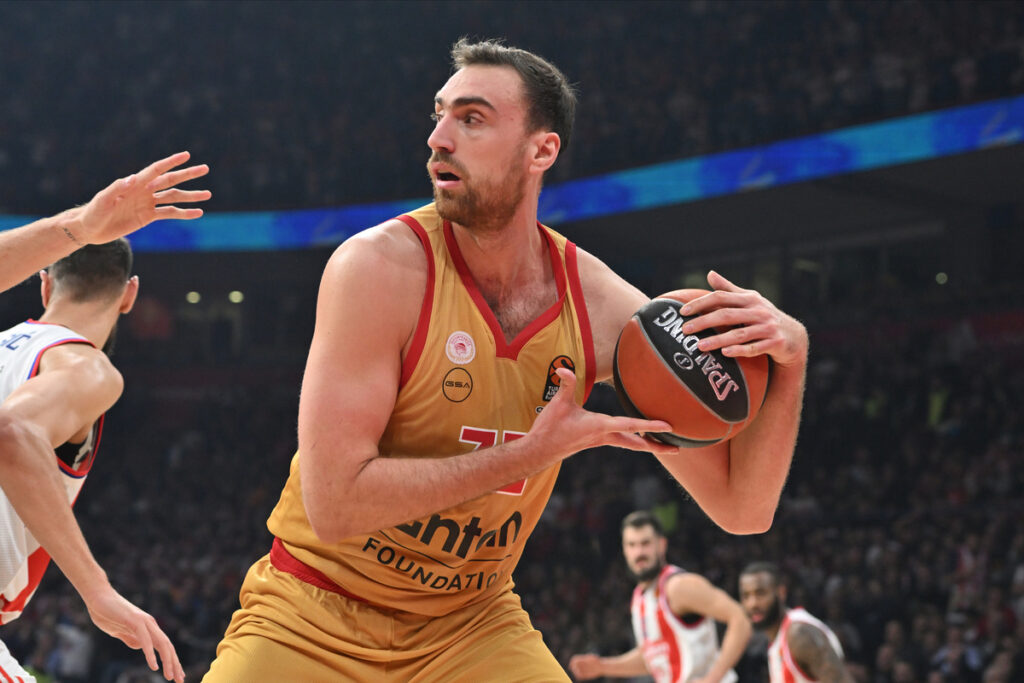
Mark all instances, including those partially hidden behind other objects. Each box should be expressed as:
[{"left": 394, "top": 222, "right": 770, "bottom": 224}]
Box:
[
  {"left": 739, "top": 562, "right": 853, "bottom": 683},
  {"left": 570, "top": 511, "right": 751, "bottom": 683}
]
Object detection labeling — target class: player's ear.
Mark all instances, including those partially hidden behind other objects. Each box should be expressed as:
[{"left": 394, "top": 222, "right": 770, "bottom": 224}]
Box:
[
  {"left": 40, "top": 270, "right": 53, "bottom": 308},
  {"left": 119, "top": 275, "right": 139, "bottom": 314},
  {"left": 528, "top": 131, "right": 560, "bottom": 175}
]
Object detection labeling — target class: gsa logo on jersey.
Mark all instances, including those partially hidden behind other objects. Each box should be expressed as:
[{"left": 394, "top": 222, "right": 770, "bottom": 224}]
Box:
[
  {"left": 442, "top": 368, "right": 473, "bottom": 402},
  {"left": 542, "top": 355, "right": 575, "bottom": 401}
]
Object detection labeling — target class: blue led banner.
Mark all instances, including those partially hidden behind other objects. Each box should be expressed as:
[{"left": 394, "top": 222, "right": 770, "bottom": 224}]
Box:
[{"left": 3, "top": 95, "right": 1022, "bottom": 252}]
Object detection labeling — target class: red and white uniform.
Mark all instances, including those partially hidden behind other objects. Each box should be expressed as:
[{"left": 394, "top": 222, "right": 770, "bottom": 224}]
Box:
[
  {"left": 768, "top": 607, "right": 844, "bottom": 683},
  {"left": 0, "top": 321, "right": 101, "bottom": 625},
  {"left": 631, "top": 565, "right": 737, "bottom": 683}
]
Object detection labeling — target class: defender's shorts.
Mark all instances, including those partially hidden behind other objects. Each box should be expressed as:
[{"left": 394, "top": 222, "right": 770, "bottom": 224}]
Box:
[{"left": 202, "top": 555, "right": 569, "bottom": 682}]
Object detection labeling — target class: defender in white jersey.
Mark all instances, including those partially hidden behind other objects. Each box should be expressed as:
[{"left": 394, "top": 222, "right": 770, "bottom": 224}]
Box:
[
  {"left": 570, "top": 511, "right": 750, "bottom": 683},
  {"left": 739, "top": 562, "right": 852, "bottom": 683},
  {"left": 0, "top": 240, "right": 183, "bottom": 683}
]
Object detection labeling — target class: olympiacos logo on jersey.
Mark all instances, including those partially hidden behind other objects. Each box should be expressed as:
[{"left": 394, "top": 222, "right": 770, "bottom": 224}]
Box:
[{"left": 445, "top": 331, "right": 476, "bottom": 365}]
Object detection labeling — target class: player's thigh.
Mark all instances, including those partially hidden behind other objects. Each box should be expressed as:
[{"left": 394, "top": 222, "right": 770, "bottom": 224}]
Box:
[
  {"left": 409, "top": 595, "right": 569, "bottom": 683},
  {"left": 202, "top": 556, "right": 386, "bottom": 682}
]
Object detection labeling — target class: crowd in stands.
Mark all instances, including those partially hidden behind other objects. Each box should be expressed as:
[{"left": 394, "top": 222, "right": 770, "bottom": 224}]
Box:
[
  {"left": 0, "top": 1, "right": 1022, "bottom": 215},
  {"left": 3, "top": 291, "right": 1021, "bottom": 682}
]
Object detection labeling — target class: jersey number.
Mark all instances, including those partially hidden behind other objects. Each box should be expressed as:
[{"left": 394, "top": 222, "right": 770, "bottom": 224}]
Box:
[{"left": 459, "top": 427, "right": 527, "bottom": 495}]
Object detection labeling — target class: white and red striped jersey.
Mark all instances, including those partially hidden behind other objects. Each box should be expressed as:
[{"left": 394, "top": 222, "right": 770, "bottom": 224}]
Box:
[
  {"left": 631, "top": 564, "right": 738, "bottom": 683},
  {"left": 0, "top": 321, "right": 101, "bottom": 625},
  {"left": 768, "top": 607, "right": 844, "bottom": 683}
]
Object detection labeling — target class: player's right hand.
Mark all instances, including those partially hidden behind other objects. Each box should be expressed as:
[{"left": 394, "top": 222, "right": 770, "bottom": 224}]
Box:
[
  {"left": 530, "top": 368, "right": 677, "bottom": 457},
  {"left": 568, "top": 653, "right": 603, "bottom": 680},
  {"left": 84, "top": 587, "right": 185, "bottom": 682},
  {"left": 77, "top": 151, "right": 211, "bottom": 244}
]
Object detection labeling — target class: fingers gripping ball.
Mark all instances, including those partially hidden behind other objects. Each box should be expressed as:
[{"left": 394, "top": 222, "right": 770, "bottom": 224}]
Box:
[{"left": 613, "top": 289, "right": 771, "bottom": 447}]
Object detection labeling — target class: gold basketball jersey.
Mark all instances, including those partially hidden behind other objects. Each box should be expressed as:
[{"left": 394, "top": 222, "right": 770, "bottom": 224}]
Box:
[{"left": 267, "top": 204, "right": 594, "bottom": 616}]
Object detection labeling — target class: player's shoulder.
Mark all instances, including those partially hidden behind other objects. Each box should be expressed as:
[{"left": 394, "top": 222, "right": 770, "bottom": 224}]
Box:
[
  {"left": 324, "top": 218, "right": 429, "bottom": 286},
  {"left": 38, "top": 343, "right": 123, "bottom": 393}
]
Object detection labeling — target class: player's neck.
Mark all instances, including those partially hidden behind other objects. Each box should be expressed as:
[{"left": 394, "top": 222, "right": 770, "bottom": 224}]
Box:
[
  {"left": 38, "top": 301, "right": 118, "bottom": 349},
  {"left": 451, "top": 199, "right": 549, "bottom": 293}
]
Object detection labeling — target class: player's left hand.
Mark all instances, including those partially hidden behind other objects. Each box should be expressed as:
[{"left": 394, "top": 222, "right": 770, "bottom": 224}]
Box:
[
  {"left": 676, "top": 270, "right": 808, "bottom": 368},
  {"left": 76, "top": 151, "right": 211, "bottom": 244}
]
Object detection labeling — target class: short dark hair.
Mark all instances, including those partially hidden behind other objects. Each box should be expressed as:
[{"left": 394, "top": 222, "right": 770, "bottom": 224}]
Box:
[
  {"left": 48, "top": 238, "right": 133, "bottom": 302},
  {"left": 622, "top": 510, "right": 665, "bottom": 537},
  {"left": 450, "top": 38, "right": 577, "bottom": 154},
  {"left": 740, "top": 561, "right": 783, "bottom": 587}
]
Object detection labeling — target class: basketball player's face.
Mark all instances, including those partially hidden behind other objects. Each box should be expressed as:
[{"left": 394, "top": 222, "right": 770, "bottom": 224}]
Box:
[
  {"left": 622, "top": 525, "right": 667, "bottom": 583},
  {"left": 739, "top": 572, "right": 784, "bottom": 631},
  {"left": 427, "top": 65, "right": 531, "bottom": 232}
]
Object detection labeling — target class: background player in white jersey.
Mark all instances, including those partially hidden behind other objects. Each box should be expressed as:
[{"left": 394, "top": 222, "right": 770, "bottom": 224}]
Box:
[
  {"left": 738, "top": 562, "right": 852, "bottom": 683},
  {"left": 570, "top": 511, "right": 751, "bottom": 683},
  {"left": 0, "top": 151, "right": 210, "bottom": 294},
  {"left": 0, "top": 240, "right": 184, "bottom": 682}
]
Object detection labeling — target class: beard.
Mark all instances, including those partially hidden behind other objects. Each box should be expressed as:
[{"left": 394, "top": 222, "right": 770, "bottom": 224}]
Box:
[
  {"left": 752, "top": 595, "right": 784, "bottom": 631},
  {"left": 428, "top": 149, "right": 527, "bottom": 235},
  {"left": 629, "top": 556, "right": 665, "bottom": 583},
  {"left": 102, "top": 321, "right": 118, "bottom": 357}
]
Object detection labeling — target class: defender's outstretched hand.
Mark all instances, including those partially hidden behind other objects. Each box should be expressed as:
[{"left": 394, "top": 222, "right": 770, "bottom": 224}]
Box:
[
  {"left": 77, "top": 151, "right": 211, "bottom": 244},
  {"left": 677, "top": 270, "right": 808, "bottom": 367},
  {"left": 530, "top": 368, "right": 678, "bottom": 457},
  {"left": 85, "top": 587, "right": 185, "bottom": 683}
]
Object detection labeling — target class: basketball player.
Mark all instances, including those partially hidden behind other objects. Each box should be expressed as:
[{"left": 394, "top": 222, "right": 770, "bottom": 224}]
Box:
[
  {"left": 204, "top": 39, "right": 809, "bottom": 681},
  {"left": 569, "top": 511, "right": 751, "bottom": 682},
  {"left": 0, "top": 151, "right": 210, "bottom": 293},
  {"left": 738, "top": 562, "right": 852, "bottom": 683},
  {"left": 0, "top": 240, "right": 184, "bottom": 682}
]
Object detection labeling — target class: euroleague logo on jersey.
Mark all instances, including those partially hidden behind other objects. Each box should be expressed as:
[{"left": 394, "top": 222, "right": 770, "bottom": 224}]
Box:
[
  {"left": 542, "top": 355, "right": 575, "bottom": 401},
  {"left": 442, "top": 368, "right": 473, "bottom": 402},
  {"left": 445, "top": 331, "right": 476, "bottom": 365}
]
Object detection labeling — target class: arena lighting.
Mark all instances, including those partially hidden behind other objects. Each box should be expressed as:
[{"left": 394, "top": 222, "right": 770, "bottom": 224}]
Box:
[
  {"left": 936, "top": 272, "right": 949, "bottom": 285},
  {"left": 3, "top": 95, "right": 1022, "bottom": 252},
  {"left": 186, "top": 291, "right": 201, "bottom": 304},
  {"left": 228, "top": 290, "right": 245, "bottom": 303}
]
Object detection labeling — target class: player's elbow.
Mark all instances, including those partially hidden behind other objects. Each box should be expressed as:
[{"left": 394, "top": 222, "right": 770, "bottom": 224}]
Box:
[
  {"left": 0, "top": 410, "right": 42, "bottom": 463},
  {"left": 303, "top": 494, "right": 351, "bottom": 544},
  {"left": 711, "top": 503, "right": 776, "bottom": 535}
]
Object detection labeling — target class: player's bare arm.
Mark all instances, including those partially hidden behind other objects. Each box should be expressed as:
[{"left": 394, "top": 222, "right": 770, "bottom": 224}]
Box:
[
  {"left": 0, "top": 344, "right": 184, "bottom": 682},
  {"left": 787, "top": 622, "right": 854, "bottom": 683},
  {"left": 0, "top": 151, "right": 210, "bottom": 293},
  {"left": 664, "top": 573, "right": 752, "bottom": 683},
  {"left": 568, "top": 648, "right": 648, "bottom": 680},
  {"left": 578, "top": 249, "right": 807, "bottom": 533},
  {"left": 298, "top": 222, "right": 675, "bottom": 543}
]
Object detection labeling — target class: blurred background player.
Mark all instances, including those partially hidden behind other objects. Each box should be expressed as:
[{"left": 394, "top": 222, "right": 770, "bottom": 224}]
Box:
[
  {"left": 0, "top": 151, "right": 210, "bottom": 293},
  {"left": 570, "top": 511, "right": 750, "bottom": 683},
  {"left": 0, "top": 240, "right": 184, "bottom": 683},
  {"left": 738, "top": 562, "right": 852, "bottom": 683}
]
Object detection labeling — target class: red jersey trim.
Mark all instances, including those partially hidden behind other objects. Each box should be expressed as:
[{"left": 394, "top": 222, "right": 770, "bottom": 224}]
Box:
[
  {"left": 442, "top": 220, "right": 567, "bottom": 361},
  {"left": 563, "top": 241, "right": 596, "bottom": 401},
  {"left": 658, "top": 565, "right": 708, "bottom": 630},
  {"left": 270, "top": 538, "right": 368, "bottom": 604},
  {"left": 395, "top": 215, "right": 436, "bottom": 389},
  {"left": 56, "top": 414, "right": 104, "bottom": 479},
  {"left": 0, "top": 546, "right": 52, "bottom": 620},
  {"left": 781, "top": 611, "right": 821, "bottom": 682}
]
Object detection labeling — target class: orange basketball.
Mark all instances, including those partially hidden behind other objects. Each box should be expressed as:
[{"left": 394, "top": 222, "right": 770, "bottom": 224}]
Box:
[{"left": 613, "top": 289, "right": 772, "bottom": 447}]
